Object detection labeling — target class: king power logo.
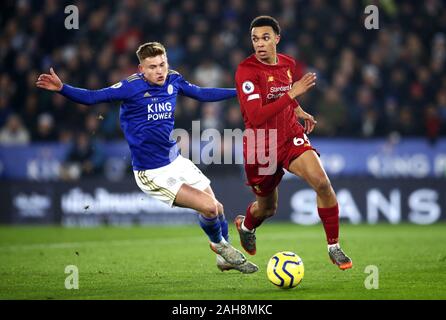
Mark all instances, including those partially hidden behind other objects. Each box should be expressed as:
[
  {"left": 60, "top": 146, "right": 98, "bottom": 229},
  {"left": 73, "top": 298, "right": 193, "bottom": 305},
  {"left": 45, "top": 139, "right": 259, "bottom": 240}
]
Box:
[{"left": 147, "top": 102, "right": 173, "bottom": 121}]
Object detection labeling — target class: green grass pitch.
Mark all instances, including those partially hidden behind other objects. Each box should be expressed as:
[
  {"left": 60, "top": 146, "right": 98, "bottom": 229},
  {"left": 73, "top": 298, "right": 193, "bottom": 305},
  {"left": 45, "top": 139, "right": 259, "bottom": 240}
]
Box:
[{"left": 0, "top": 223, "right": 445, "bottom": 300}]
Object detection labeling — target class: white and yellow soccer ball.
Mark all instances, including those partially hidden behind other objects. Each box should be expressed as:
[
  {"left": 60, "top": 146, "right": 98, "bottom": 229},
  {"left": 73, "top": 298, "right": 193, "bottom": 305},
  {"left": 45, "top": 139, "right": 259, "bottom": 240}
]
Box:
[{"left": 267, "top": 251, "right": 304, "bottom": 289}]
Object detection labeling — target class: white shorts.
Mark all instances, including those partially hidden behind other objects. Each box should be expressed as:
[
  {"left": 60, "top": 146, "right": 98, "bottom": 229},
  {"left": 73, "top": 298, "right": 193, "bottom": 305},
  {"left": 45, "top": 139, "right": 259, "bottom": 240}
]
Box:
[{"left": 134, "top": 155, "right": 211, "bottom": 207}]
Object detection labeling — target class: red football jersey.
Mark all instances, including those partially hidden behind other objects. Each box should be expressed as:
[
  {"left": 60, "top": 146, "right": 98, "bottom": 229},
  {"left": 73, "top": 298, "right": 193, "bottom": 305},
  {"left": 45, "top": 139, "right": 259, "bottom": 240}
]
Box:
[{"left": 235, "top": 53, "right": 304, "bottom": 161}]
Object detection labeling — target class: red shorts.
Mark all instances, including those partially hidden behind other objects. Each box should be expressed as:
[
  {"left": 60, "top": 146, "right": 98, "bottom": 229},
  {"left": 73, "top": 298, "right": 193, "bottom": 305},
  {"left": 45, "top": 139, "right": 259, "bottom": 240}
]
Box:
[{"left": 244, "top": 133, "right": 318, "bottom": 197}]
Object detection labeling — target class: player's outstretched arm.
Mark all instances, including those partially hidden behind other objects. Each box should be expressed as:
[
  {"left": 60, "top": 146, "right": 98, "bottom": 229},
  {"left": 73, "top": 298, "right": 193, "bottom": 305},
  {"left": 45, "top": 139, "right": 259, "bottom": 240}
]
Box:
[
  {"left": 178, "top": 78, "right": 237, "bottom": 102},
  {"left": 36, "top": 68, "right": 130, "bottom": 105}
]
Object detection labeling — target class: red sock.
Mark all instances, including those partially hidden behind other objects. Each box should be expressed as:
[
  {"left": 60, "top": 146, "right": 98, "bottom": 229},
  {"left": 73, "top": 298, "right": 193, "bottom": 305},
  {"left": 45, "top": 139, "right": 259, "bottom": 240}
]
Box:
[
  {"left": 243, "top": 203, "right": 264, "bottom": 230},
  {"left": 317, "top": 204, "right": 339, "bottom": 245}
]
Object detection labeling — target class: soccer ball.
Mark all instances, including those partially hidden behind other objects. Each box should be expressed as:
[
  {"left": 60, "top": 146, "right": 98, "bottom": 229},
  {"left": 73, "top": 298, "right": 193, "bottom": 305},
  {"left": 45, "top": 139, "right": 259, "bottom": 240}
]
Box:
[{"left": 267, "top": 251, "right": 304, "bottom": 289}]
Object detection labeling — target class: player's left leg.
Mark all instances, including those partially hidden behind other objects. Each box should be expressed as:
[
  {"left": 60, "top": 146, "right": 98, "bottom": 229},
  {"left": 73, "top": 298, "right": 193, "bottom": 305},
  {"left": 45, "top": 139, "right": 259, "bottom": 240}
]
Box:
[
  {"left": 234, "top": 163, "right": 284, "bottom": 256},
  {"left": 235, "top": 188, "right": 279, "bottom": 255},
  {"left": 203, "top": 186, "right": 259, "bottom": 274},
  {"left": 135, "top": 155, "right": 247, "bottom": 266},
  {"left": 175, "top": 184, "right": 246, "bottom": 266},
  {"left": 288, "top": 150, "right": 352, "bottom": 270},
  {"left": 202, "top": 187, "right": 228, "bottom": 242}
]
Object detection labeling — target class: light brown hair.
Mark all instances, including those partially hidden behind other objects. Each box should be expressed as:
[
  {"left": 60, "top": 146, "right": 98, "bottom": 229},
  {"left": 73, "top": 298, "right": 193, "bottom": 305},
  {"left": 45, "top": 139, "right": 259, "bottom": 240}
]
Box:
[{"left": 136, "top": 42, "right": 166, "bottom": 62}]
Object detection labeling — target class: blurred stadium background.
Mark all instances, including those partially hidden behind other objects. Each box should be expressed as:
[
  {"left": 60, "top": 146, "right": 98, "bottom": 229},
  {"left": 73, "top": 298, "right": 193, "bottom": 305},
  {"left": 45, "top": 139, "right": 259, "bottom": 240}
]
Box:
[
  {"left": 1, "top": 0, "right": 446, "bottom": 301},
  {"left": 0, "top": 0, "right": 445, "bottom": 226}
]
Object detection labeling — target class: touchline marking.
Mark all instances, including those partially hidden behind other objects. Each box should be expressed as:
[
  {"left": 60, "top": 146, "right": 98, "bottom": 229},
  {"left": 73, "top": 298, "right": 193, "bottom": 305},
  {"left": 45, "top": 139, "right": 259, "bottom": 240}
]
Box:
[
  {"left": 0, "top": 236, "right": 204, "bottom": 251},
  {"left": 0, "top": 230, "right": 324, "bottom": 251}
]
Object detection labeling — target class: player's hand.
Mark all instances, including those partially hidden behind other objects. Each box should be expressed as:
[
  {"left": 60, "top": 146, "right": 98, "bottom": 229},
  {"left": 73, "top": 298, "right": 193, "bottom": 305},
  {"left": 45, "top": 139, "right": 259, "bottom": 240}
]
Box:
[
  {"left": 297, "top": 109, "right": 317, "bottom": 134},
  {"left": 36, "top": 67, "right": 63, "bottom": 91},
  {"left": 287, "top": 72, "right": 316, "bottom": 99}
]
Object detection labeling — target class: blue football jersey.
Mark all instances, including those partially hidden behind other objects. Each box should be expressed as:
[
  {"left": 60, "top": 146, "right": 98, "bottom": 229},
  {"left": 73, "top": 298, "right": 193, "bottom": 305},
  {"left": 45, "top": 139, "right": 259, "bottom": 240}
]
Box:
[{"left": 60, "top": 71, "right": 236, "bottom": 170}]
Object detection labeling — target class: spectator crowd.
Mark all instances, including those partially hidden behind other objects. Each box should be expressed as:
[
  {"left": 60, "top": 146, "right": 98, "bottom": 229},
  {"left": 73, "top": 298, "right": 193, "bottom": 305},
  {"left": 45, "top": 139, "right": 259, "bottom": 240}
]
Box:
[{"left": 1, "top": 0, "right": 445, "bottom": 149}]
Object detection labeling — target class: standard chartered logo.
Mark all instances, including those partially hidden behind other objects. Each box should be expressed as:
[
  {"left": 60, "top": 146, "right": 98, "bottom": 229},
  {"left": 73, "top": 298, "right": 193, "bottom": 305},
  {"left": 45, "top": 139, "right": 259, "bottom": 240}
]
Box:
[
  {"left": 269, "top": 84, "right": 291, "bottom": 93},
  {"left": 147, "top": 102, "right": 173, "bottom": 121},
  {"left": 267, "top": 84, "right": 292, "bottom": 100}
]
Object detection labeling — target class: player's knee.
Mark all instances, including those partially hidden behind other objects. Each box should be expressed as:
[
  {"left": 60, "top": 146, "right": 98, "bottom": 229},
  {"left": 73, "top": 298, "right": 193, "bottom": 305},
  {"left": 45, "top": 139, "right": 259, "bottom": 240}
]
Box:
[
  {"left": 261, "top": 203, "right": 278, "bottom": 218},
  {"left": 217, "top": 202, "right": 224, "bottom": 215},
  {"left": 201, "top": 200, "right": 219, "bottom": 218},
  {"left": 313, "top": 176, "right": 333, "bottom": 196}
]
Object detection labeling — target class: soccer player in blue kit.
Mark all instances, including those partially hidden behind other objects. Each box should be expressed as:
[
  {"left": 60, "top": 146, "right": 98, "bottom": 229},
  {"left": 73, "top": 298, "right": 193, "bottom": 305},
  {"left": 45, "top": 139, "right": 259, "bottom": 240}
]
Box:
[{"left": 36, "top": 42, "right": 258, "bottom": 274}]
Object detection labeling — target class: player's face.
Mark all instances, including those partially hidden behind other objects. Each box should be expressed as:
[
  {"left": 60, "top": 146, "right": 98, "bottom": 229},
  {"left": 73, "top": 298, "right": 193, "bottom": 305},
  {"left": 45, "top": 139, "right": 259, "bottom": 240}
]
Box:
[
  {"left": 139, "top": 54, "right": 169, "bottom": 86},
  {"left": 251, "top": 26, "right": 280, "bottom": 64}
]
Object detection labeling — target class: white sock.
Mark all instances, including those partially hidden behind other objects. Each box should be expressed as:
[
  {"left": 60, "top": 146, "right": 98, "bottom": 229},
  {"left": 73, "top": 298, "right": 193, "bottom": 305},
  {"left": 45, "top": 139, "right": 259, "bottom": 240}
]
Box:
[
  {"left": 211, "top": 238, "right": 228, "bottom": 246},
  {"left": 241, "top": 221, "right": 255, "bottom": 233},
  {"left": 328, "top": 243, "right": 340, "bottom": 251}
]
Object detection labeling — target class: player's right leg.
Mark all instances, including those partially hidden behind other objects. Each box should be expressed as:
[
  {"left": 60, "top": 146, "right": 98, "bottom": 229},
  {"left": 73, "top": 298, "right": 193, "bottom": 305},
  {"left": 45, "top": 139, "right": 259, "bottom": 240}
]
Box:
[
  {"left": 235, "top": 188, "right": 279, "bottom": 255},
  {"left": 175, "top": 183, "right": 246, "bottom": 265}
]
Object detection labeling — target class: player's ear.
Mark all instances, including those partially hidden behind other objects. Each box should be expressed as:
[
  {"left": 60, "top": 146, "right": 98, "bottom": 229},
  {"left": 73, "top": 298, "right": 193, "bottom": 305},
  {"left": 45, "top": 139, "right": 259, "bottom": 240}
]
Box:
[
  {"left": 275, "top": 34, "right": 281, "bottom": 45},
  {"left": 138, "top": 64, "right": 143, "bottom": 73}
]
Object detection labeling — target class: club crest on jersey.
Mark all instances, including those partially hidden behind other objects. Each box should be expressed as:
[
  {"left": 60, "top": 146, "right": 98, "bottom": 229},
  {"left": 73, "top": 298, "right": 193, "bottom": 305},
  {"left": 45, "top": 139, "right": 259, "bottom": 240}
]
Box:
[
  {"left": 167, "top": 84, "right": 173, "bottom": 95},
  {"left": 242, "top": 81, "right": 254, "bottom": 94},
  {"left": 268, "top": 76, "right": 274, "bottom": 82}
]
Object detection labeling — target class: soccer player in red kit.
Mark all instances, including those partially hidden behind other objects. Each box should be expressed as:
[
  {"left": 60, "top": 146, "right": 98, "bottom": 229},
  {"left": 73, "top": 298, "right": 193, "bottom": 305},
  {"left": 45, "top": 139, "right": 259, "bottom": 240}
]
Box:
[{"left": 234, "top": 16, "right": 352, "bottom": 270}]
